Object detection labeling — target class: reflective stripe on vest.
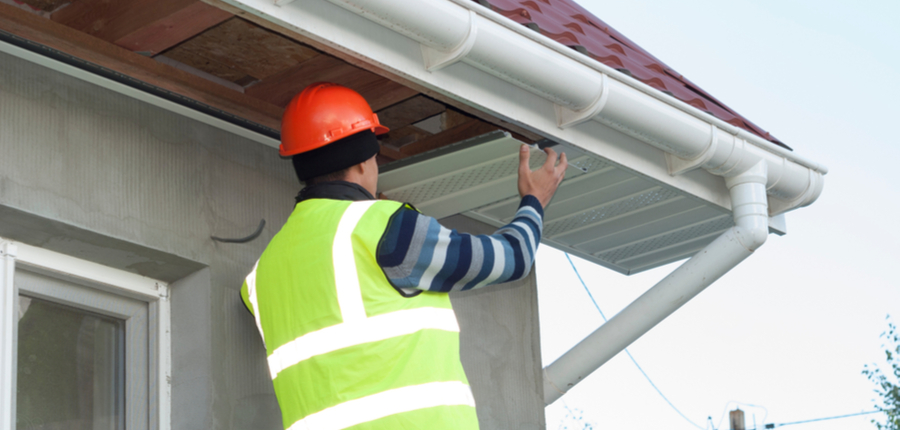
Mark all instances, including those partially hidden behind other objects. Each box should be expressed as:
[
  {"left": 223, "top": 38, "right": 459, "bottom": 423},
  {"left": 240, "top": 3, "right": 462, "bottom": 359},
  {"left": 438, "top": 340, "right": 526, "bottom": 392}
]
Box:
[
  {"left": 267, "top": 306, "right": 459, "bottom": 379},
  {"left": 287, "top": 381, "right": 476, "bottom": 430},
  {"left": 332, "top": 200, "right": 373, "bottom": 323},
  {"left": 245, "top": 261, "right": 265, "bottom": 348},
  {"left": 246, "top": 199, "right": 478, "bottom": 430}
]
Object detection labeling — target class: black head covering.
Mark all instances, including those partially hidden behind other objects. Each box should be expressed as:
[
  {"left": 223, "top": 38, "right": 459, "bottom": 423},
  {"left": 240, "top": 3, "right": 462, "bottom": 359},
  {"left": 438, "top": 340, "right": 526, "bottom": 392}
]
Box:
[{"left": 291, "top": 130, "right": 379, "bottom": 182}]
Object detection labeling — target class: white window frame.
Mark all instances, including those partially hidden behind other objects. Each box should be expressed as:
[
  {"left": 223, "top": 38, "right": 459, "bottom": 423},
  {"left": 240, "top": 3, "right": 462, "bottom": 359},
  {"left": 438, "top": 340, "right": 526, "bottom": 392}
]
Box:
[{"left": 0, "top": 238, "right": 171, "bottom": 430}]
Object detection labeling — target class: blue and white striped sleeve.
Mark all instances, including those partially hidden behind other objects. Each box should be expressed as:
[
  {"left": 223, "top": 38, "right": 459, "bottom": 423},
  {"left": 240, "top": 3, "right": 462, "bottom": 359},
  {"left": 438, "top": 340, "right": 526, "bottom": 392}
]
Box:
[{"left": 376, "top": 195, "right": 544, "bottom": 294}]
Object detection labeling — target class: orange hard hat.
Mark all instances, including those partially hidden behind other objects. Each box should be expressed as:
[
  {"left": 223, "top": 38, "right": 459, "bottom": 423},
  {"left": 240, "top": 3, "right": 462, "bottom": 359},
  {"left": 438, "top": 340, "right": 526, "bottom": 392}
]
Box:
[{"left": 280, "top": 82, "right": 389, "bottom": 157}]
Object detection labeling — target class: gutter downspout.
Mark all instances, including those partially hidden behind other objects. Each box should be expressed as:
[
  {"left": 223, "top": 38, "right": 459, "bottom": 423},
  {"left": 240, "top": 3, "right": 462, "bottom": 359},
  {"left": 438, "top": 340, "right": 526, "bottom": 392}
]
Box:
[
  {"left": 0, "top": 241, "right": 17, "bottom": 428},
  {"left": 543, "top": 161, "right": 769, "bottom": 405}
]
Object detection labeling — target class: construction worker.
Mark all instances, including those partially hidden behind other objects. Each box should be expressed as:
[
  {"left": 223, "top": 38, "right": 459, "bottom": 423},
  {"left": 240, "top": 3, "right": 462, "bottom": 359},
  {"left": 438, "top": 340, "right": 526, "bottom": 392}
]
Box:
[{"left": 240, "top": 82, "right": 567, "bottom": 430}]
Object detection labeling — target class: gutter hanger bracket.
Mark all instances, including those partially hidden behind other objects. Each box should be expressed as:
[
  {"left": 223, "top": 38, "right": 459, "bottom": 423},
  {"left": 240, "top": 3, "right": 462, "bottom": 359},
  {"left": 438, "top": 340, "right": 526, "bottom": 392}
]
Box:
[
  {"left": 555, "top": 73, "right": 609, "bottom": 129},
  {"left": 666, "top": 124, "right": 720, "bottom": 175},
  {"left": 421, "top": 10, "right": 478, "bottom": 72}
]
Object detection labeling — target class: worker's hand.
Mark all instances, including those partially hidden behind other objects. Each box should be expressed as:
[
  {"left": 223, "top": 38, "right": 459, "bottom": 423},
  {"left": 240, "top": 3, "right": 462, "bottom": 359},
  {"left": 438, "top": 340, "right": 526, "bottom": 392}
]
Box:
[{"left": 517, "top": 144, "right": 567, "bottom": 209}]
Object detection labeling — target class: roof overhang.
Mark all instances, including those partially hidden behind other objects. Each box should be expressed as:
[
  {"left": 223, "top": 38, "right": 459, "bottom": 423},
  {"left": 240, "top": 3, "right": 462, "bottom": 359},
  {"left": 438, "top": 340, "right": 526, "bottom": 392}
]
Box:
[
  {"left": 379, "top": 131, "right": 736, "bottom": 275},
  {"left": 211, "top": 0, "right": 826, "bottom": 274}
]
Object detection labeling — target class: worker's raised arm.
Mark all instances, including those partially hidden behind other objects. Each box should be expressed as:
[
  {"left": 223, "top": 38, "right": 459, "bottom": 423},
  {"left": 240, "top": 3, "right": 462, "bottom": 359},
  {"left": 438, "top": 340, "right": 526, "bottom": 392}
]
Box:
[
  {"left": 376, "top": 145, "right": 566, "bottom": 295},
  {"left": 376, "top": 195, "right": 543, "bottom": 294}
]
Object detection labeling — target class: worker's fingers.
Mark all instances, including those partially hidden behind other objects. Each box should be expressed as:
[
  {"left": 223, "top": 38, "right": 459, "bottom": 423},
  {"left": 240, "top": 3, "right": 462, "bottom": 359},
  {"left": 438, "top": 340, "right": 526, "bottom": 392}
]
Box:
[
  {"left": 556, "top": 152, "right": 568, "bottom": 179},
  {"left": 518, "top": 144, "right": 531, "bottom": 175},
  {"left": 542, "top": 147, "right": 559, "bottom": 171}
]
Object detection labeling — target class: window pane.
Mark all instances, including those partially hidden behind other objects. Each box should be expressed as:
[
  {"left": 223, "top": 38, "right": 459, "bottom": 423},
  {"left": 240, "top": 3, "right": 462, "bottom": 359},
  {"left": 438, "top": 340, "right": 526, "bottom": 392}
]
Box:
[{"left": 17, "top": 295, "right": 125, "bottom": 430}]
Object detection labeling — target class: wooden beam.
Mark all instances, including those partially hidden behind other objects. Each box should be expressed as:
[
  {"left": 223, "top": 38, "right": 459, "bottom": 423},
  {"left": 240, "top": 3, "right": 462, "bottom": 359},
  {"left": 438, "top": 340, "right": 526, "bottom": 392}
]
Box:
[
  {"left": 51, "top": 0, "right": 196, "bottom": 44},
  {"left": 379, "top": 119, "right": 499, "bottom": 159},
  {"left": 379, "top": 125, "right": 433, "bottom": 151},
  {"left": 16, "top": 0, "right": 67, "bottom": 13},
  {"left": 162, "top": 17, "right": 320, "bottom": 84},
  {"left": 375, "top": 95, "right": 445, "bottom": 130},
  {"left": 203, "top": 0, "right": 541, "bottom": 143},
  {"left": 1, "top": 2, "right": 283, "bottom": 130},
  {"left": 113, "top": 2, "right": 232, "bottom": 55},
  {"left": 246, "top": 54, "right": 417, "bottom": 111}
]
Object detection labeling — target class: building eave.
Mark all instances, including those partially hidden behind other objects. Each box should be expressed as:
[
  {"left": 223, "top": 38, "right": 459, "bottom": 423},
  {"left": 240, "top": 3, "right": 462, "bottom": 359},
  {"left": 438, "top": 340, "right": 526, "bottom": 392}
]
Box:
[{"left": 207, "top": 0, "right": 826, "bottom": 219}]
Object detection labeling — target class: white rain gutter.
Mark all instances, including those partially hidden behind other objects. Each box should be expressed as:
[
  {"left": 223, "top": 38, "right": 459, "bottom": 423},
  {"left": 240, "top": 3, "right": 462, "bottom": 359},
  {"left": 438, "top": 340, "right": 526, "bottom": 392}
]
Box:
[
  {"left": 281, "top": 0, "right": 824, "bottom": 216},
  {"left": 227, "top": 0, "right": 828, "bottom": 405}
]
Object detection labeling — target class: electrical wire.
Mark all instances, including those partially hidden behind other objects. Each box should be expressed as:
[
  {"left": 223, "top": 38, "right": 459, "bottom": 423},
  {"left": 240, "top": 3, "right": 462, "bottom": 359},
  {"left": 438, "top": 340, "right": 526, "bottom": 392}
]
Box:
[
  {"left": 763, "top": 409, "right": 883, "bottom": 428},
  {"left": 564, "top": 252, "right": 707, "bottom": 430}
]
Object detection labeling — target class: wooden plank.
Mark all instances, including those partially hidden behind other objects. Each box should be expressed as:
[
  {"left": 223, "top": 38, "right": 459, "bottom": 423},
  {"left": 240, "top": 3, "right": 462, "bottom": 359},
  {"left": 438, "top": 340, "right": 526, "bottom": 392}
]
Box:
[
  {"left": 114, "top": 2, "right": 232, "bottom": 55},
  {"left": 16, "top": 0, "right": 67, "bottom": 13},
  {"left": 246, "top": 54, "right": 417, "bottom": 111},
  {"left": 202, "top": 0, "right": 542, "bottom": 143},
  {"left": 51, "top": 0, "right": 195, "bottom": 43},
  {"left": 379, "top": 125, "right": 433, "bottom": 151},
  {"left": 376, "top": 95, "right": 446, "bottom": 130},
  {"left": 163, "top": 17, "right": 319, "bottom": 84},
  {"left": 352, "top": 77, "right": 418, "bottom": 112},
  {"left": 1, "top": 2, "right": 283, "bottom": 130}
]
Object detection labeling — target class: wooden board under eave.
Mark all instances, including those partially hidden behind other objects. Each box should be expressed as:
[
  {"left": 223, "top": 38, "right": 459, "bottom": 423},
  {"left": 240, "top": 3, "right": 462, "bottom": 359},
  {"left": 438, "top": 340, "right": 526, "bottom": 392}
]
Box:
[
  {"left": 0, "top": 2, "right": 283, "bottom": 130},
  {"left": 51, "top": 0, "right": 196, "bottom": 43},
  {"left": 113, "top": 1, "right": 232, "bottom": 55},
  {"left": 15, "top": 0, "right": 68, "bottom": 13},
  {"left": 162, "top": 16, "right": 319, "bottom": 84},
  {"left": 245, "top": 54, "right": 418, "bottom": 111}
]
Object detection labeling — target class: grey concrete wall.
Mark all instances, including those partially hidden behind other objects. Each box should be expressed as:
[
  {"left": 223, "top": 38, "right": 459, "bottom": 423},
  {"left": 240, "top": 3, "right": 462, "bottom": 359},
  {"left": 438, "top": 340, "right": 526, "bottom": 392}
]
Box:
[
  {"left": 0, "top": 50, "right": 293, "bottom": 430},
  {"left": 0, "top": 51, "right": 545, "bottom": 429},
  {"left": 444, "top": 215, "right": 547, "bottom": 430}
]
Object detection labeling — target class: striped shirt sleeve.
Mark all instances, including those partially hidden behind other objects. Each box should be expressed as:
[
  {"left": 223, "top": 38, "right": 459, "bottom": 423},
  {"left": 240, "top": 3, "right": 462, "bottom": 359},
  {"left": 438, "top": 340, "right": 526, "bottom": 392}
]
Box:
[{"left": 377, "top": 195, "right": 544, "bottom": 293}]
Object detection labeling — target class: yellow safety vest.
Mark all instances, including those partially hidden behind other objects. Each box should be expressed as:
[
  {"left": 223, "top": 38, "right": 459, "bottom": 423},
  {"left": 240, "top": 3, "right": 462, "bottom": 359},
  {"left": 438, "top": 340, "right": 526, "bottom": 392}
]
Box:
[{"left": 241, "top": 198, "right": 479, "bottom": 430}]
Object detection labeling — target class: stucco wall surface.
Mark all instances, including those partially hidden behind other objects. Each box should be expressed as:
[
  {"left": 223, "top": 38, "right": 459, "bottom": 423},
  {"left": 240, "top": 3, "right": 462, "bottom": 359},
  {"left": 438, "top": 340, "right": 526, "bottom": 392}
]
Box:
[{"left": 0, "top": 51, "right": 545, "bottom": 429}]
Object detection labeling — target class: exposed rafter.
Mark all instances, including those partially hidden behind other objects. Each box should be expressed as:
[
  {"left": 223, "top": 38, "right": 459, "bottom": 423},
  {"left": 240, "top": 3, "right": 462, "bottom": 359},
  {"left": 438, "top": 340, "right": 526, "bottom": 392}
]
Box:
[
  {"left": 0, "top": 2, "right": 283, "bottom": 130},
  {"left": 113, "top": 2, "right": 232, "bottom": 55}
]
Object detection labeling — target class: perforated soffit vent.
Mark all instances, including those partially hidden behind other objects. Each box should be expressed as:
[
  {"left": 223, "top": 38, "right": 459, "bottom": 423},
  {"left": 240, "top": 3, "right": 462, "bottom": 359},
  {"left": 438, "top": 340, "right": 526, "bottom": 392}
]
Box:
[{"left": 378, "top": 132, "right": 732, "bottom": 275}]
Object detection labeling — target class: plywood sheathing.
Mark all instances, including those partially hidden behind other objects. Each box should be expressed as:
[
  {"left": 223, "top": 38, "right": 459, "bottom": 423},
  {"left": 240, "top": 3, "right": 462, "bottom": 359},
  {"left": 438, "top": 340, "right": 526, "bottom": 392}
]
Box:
[
  {"left": 113, "top": 2, "right": 232, "bottom": 55},
  {"left": 1, "top": 0, "right": 534, "bottom": 161},
  {"left": 200, "top": 0, "right": 543, "bottom": 144},
  {"left": 163, "top": 17, "right": 318, "bottom": 85},
  {"left": 53, "top": 0, "right": 193, "bottom": 42},
  {"left": 245, "top": 54, "right": 418, "bottom": 111}
]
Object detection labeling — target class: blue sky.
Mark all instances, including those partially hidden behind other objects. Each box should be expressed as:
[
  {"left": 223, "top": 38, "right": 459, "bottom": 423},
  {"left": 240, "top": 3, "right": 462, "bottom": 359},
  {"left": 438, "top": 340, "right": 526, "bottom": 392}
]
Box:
[{"left": 536, "top": 1, "right": 900, "bottom": 429}]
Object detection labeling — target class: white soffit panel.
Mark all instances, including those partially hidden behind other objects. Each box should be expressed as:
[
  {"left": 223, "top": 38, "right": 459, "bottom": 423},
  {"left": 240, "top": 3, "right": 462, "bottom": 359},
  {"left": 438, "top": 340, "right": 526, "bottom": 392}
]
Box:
[{"left": 378, "top": 132, "right": 732, "bottom": 275}]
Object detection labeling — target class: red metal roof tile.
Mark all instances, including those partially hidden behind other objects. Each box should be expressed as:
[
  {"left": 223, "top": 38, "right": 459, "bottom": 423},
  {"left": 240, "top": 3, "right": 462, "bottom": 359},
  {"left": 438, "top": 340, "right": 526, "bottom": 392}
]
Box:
[{"left": 474, "top": 0, "right": 790, "bottom": 149}]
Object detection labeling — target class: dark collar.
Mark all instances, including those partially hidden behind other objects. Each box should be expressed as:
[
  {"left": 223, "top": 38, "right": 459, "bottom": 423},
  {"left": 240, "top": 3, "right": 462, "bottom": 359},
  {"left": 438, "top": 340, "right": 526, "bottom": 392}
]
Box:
[{"left": 295, "top": 181, "right": 375, "bottom": 204}]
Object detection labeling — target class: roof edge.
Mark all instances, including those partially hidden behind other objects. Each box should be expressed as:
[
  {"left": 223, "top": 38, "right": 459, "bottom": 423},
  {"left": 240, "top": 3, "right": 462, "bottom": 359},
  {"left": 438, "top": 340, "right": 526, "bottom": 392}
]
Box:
[{"left": 210, "top": 0, "right": 826, "bottom": 215}]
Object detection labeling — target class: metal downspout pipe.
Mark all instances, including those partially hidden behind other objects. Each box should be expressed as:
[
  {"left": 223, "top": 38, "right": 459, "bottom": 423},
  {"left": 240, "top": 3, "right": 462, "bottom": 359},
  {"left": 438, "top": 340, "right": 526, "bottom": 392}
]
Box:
[{"left": 542, "top": 161, "right": 770, "bottom": 405}]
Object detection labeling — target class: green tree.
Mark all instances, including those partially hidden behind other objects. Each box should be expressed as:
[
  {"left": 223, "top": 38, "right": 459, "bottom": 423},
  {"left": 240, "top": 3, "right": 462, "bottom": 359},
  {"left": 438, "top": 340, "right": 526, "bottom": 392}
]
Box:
[{"left": 863, "top": 316, "right": 900, "bottom": 430}]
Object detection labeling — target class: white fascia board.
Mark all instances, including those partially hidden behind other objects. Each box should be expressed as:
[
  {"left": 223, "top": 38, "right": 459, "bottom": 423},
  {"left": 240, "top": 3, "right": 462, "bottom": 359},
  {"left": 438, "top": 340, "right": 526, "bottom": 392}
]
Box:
[{"left": 212, "top": 0, "right": 732, "bottom": 210}]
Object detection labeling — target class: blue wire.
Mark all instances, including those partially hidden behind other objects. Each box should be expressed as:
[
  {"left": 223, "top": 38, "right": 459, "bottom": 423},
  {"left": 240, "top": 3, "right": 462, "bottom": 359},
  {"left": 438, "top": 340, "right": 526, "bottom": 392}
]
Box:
[{"left": 564, "top": 252, "right": 708, "bottom": 430}]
